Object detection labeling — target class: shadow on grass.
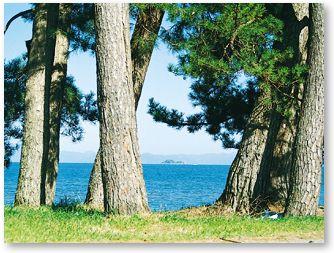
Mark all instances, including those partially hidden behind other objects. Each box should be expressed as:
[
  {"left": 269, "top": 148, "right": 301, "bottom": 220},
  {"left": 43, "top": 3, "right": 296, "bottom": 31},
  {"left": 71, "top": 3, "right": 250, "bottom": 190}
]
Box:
[{"left": 50, "top": 197, "right": 105, "bottom": 217}]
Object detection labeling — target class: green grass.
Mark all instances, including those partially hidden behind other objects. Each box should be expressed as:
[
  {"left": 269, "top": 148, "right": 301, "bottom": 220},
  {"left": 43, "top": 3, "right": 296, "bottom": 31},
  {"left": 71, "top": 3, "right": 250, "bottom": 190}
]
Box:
[{"left": 4, "top": 205, "right": 324, "bottom": 243}]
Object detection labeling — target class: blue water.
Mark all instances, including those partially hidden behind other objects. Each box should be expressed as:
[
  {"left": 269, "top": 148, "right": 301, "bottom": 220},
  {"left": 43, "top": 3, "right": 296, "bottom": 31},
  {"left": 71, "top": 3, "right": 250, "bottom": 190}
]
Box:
[{"left": 4, "top": 163, "right": 324, "bottom": 211}]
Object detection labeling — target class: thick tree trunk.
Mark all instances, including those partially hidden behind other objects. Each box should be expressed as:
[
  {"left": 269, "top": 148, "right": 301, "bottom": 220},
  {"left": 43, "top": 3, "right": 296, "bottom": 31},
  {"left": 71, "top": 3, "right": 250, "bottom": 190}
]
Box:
[
  {"left": 42, "top": 3, "right": 71, "bottom": 205},
  {"left": 252, "top": 4, "right": 309, "bottom": 209},
  {"left": 263, "top": 114, "right": 297, "bottom": 207},
  {"left": 94, "top": 3, "right": 149, "bottom": 214},
  {"left": 268, "top": 4, "right": 309, "bottom": 207},
  {"left": 251, "top": 110, "right": 282, "bottom": 210},
  {"left": 85, "top": 5, "right": 164, "bottom": 209},
  {"left": 14, "top": 4, "right": 51, "bottom": 206},
  {"left": 216, "top": 91, "right": 272, "bottom": 214},
  {"left": 285, "top": 3, "right": 324, "bottom": 216}
]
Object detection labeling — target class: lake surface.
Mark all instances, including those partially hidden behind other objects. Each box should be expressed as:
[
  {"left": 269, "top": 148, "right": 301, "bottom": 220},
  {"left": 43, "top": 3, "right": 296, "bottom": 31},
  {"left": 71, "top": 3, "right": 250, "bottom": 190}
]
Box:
[{"left": 4, "top": 163, "right": 325, "bottom": 211}]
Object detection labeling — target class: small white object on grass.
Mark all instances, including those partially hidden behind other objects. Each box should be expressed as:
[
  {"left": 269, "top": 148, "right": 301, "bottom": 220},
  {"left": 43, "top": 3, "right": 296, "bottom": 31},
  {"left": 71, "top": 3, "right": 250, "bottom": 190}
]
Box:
[
  {"left": 262, "top": 209, "right": 282, "bottom": 220},
  {"left": 268, "top": 213, "right": 279, "bottom": 220}
]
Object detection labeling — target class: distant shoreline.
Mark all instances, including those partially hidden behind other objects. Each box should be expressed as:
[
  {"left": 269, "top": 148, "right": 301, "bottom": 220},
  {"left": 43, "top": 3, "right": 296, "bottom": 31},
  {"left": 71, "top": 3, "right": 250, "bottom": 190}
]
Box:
[{"left": 10, "top": 151, "right": 237, "bottom": 166}]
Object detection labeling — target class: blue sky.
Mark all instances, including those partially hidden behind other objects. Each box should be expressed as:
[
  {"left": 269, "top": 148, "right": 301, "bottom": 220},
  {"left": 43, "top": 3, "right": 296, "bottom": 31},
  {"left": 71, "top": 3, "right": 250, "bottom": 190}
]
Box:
[{"left": 4, "top": 3, "right": 236, "bottom": 156}]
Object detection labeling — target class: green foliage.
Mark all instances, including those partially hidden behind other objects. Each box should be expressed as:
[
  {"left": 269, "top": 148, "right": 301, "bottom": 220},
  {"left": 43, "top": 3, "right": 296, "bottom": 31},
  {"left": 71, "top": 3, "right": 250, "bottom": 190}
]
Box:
[
  {"left": 130, "top": 3, "right": 167, "bottom": 18},
  {"left": 148, "top": 98, "right": 186, "bottom": 129},
  {"left": 60, "top": 76, "right": 85, "bottom": 142},
  {"left": 148, "top": 3, "right": 307, "bottom": 148},
  {"left": 68, "top": 3, "right": 95, "bottom": 53},
  {"left": 149, "top": 77, "right": 257, "bottom": 148},
  {"left": 4, "top": 55, "right": 27, "bottom": 167}
]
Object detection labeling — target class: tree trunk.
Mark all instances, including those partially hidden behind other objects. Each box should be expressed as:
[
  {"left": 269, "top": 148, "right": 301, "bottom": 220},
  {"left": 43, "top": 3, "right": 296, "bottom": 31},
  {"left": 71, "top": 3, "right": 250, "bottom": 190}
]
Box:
[
  {"left": 216, "top": 90, "right": 272, "bottom": 214},
  {"left": 14, "top": 4, "right": 52, "bottom": 206},
  {"left": 84, "top": 151, "right": 104, "bottom": 209},
  {"left": 94, "top": 3, "right": 149, "bottom": 214},
  {"left": 131, "top": 5, "right": 164, "bottom": 110},
  {"left": 251, "top": 110, "right": 282, "bottom": 211},
  {"left": 85, "top": 5, "right": 164, "bottom": 209},
  {"left": 252, "top": 4, "right": 309, "bottom": 209},
  {"left": 285, "top": 3, "right": 324, "bottom": 216},
  {"left": 42, "top": 3, "right": 71, "bottom": 205},
  {"left": 40, "top": 3, "right": 59, "bottom": 205}
]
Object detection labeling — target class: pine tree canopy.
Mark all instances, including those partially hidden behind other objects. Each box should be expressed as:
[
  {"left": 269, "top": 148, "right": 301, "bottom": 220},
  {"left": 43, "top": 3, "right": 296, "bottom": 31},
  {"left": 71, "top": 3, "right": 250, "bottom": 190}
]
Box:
[
  {"left": 148, "top": 3, "right": 307, "bottom": 148},
  {"left": 4, "top": 3, "right": 308, "bottom": 163},
  {"left": 4, "top": 3, "right": 167, "bottom": 166}
]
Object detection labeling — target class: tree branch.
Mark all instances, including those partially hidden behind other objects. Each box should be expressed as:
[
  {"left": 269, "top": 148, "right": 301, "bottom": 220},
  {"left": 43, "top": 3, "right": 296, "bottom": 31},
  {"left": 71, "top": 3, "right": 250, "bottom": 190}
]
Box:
[
  {"left": 4, "top": 9, "right": 33, "bottom": 34},
  {"left": 223, "top": 18, "right": 256, "bottom": 58},
  {"left": 267, "top": 77, "right": 303, "bottom": 102}
]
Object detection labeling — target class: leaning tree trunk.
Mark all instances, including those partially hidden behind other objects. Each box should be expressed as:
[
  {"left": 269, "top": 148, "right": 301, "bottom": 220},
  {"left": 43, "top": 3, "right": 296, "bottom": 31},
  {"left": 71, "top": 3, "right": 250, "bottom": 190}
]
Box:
[
  {"left": 85, "top": 5, "right": 164, "bottom": 209},
  {"left": 251, "top": 3, "right": 309, "bottom": 210},
  {"left": 94, "top": 3, "right": 149, "bottom": 214},
  {"left": 14, "top": 4, "right": 54, "bottom": 206},
  {"left": 266, "top": 4, "right": 309, "bottom": 208},
  {"left": 285, "top": 3, "right": 324, "bottom": 216},
  {"left": 131, "top": 5, "right": 164, "bottom": 110},
  {"left": 216, "top": 90, "right": 273, "bottom": 214},
  {"left": 42, "top": 3, "right": 71, "bottom": 206}
]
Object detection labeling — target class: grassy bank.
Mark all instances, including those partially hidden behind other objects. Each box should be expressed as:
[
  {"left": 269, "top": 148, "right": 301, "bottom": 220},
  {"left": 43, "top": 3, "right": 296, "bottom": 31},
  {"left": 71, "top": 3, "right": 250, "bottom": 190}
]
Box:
[{"left": 4, "top": 205, "right": 324, "bottom": 243}]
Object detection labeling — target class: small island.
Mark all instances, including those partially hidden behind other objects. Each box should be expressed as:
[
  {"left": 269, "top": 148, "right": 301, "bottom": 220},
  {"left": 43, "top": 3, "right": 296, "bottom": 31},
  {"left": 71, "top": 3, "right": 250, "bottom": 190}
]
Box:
[{"left": 162, "top": 160, "right": 184, "bottom": 164}]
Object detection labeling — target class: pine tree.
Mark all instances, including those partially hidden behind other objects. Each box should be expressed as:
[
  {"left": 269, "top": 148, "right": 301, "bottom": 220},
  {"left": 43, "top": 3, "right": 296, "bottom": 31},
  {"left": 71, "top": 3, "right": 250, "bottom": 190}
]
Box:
[
  {"left": 7, "top": 3, "right": 97, "bottom": 206},
  {"left": 285, "top": 3, "right": 324, "bottom": 216},
  {"left": 147, "top": 3, "right": 306, "bottom": 213},
  {"left": 85, "top": 4, "right": 164, "bottom": 209},
  {"left": 94, "top": 3, "right": 149, "bottom": 214},
  {"left": 41, "top": 3, "right": 72, "bottom": 205},
  {"left": 252, "top": 4, "right": 309, "bottom": 210},
  {"left": 15, "top": 4, "right": 56, "bottom": 206}
]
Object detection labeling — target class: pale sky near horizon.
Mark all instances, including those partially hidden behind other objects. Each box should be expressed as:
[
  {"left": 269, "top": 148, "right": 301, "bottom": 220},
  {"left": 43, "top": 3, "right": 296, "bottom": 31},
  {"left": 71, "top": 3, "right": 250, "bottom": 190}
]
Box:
[{"left": 4, "top": 3, "right": 237, "bottom": 156}]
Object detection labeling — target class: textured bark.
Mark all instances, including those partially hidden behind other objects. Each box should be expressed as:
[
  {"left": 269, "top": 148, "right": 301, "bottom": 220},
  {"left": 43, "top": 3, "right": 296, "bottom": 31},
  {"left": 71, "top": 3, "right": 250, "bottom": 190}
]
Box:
[
  {"left": 85, "top": 5, "right": 164, "bottom": 209},
  {"left": 42, "top": 3, "right": 71, "bottom": 205},
  {"left": 269, "top": 3, "right": 309, "bottom": 207},
  {"left": 285, "top": 3, "right": 324, "bottom": 216},
  {"left": 131, "top": 6, "right": 164, "bottom": 110},
  {"left": 251, "top": 110, "right": 282, "bottom": 210},
  {"left": 40, "top": 3, "right": 59, "bottom": 205},
  {"left": 252, "top": 4, "right": 309, "bottom": 209},
  {"left": 85, "top": 151, "right": 104, "bottom": 210},
  {"left": 14, "top": 4, "right": 50, "bottom": 206},
  {"left": 216, "top": 91, "right": 272, "bottom": 213},
  {"left": 94, "top": 3, "right": 149, "bottom": 214}
]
